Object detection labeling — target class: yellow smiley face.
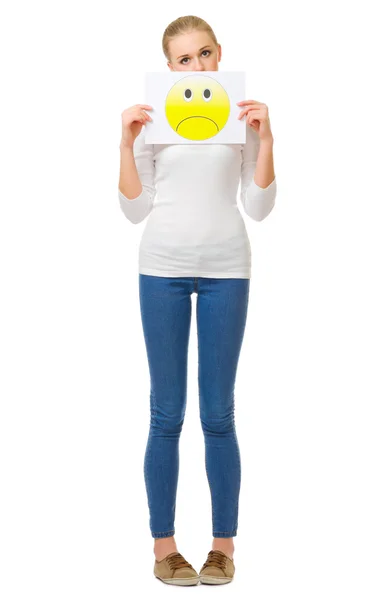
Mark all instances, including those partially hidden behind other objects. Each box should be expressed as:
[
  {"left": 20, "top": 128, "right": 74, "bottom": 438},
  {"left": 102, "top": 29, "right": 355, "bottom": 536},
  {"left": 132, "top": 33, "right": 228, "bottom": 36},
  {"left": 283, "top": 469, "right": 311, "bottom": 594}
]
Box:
[{"left": 165, "top": 75, "right": 230, "bottom": 141}]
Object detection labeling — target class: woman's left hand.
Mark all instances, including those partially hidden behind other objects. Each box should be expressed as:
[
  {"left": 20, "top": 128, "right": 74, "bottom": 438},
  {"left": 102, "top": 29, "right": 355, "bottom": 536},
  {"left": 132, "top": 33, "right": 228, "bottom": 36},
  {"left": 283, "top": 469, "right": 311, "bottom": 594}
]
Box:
[{"left": 236, "top": 99, "right": 273, "bottom": 142}]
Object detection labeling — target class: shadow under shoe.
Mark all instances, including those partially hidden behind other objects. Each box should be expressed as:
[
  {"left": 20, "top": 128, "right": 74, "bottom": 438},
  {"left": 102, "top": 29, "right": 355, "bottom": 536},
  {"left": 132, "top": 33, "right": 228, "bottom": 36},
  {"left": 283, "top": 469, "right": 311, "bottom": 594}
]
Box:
[
  {"left": 154, "top": 551, "right": 200, "bottom": 586},
  {"left": 199, "top": 549, "right": 235, "bottom": 584}
]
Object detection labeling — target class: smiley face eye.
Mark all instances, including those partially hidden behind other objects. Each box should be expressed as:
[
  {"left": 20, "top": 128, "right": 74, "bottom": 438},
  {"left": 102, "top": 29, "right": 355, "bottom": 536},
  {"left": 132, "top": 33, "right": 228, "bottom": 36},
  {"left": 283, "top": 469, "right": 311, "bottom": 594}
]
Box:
[
  {"left": 203, "top": 88, "right": 212, "bottom": 101},
  {"left": 184, "top": 88, "right": 193, "bottom": 102}
]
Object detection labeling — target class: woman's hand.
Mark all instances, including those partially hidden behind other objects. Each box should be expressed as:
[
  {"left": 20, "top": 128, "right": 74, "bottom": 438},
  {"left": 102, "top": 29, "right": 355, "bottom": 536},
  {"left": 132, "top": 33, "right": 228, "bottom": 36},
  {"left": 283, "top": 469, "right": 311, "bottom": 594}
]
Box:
[
  {"left": 236, "top": 99, "right": 273, "bottom": 143},
  {"left": 121, "top": 104, "right": 153, "bottom": 148}
]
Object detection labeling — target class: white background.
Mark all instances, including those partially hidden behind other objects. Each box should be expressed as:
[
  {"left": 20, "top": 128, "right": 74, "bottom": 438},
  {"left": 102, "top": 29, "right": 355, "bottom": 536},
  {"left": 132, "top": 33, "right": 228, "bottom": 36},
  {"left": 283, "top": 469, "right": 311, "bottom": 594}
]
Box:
[{"left": 1, "top": 1, "right": 372, "bottom": 599}]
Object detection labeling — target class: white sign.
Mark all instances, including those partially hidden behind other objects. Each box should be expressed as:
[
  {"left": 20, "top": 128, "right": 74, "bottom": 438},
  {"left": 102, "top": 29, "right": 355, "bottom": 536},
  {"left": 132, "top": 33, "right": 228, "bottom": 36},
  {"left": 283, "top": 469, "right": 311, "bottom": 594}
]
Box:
[{"left": 144, "top": 71, "right": 246, "bottom": 144}]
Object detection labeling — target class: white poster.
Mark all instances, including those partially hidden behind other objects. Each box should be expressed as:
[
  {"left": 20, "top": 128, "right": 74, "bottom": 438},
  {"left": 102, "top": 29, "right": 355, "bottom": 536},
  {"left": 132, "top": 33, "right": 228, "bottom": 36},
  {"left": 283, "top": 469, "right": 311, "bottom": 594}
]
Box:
[{"left": 144, "top": 71, "right": 246, "bottom": 144}]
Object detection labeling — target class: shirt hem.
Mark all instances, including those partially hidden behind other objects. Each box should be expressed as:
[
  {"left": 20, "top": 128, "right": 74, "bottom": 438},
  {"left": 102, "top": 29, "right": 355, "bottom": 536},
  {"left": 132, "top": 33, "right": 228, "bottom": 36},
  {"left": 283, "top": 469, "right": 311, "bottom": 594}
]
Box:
[{"left": 138, "top": 267, "right": 251, "bottom": 279}]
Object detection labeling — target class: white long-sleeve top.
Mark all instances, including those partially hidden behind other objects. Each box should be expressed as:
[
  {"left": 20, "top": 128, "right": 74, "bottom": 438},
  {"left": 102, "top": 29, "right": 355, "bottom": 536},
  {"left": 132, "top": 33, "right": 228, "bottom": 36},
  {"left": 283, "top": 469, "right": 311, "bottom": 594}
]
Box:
[{"left": 118, "top": 122, "right": 277, "bottom": 278}]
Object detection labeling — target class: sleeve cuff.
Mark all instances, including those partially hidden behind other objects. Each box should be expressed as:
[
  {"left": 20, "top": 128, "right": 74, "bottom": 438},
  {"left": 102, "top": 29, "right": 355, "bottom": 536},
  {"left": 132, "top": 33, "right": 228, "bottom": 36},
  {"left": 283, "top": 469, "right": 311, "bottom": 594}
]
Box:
[
  {"left": 118, "top": 188, "right": 144, "bottom": 203},
  {"left": 251, "top": 176, "right": 276, "bottom": 194},
  {"left": 243, "top": 176, "right": 277, "bottom": 221},
  {"left": 118, "top": 187, "right": 154, "bottom": 224}
]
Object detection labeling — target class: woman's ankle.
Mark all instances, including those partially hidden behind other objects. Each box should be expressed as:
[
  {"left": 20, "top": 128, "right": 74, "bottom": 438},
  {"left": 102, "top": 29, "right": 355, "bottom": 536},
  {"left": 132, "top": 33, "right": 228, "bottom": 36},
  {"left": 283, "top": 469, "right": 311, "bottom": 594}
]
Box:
[
  {"left": 212, "top": 536, "right": 235, "bottom": 560},
  {"left": 153, "top": 535, "right": 178, "bottom": 561}
]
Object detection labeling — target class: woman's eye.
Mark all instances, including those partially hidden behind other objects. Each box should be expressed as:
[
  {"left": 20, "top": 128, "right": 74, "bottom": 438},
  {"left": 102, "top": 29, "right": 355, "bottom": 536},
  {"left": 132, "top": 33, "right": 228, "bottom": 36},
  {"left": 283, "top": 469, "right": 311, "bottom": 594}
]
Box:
[{"left": 180, "top": 50, "right": 210, "bottom": 64}]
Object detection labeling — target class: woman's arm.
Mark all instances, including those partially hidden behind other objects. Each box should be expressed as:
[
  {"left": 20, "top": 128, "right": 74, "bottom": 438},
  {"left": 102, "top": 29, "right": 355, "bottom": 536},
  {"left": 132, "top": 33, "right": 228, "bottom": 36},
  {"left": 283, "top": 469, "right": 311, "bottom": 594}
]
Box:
[
  {"left": 240, "top": 124, "right": 277, "bottom": 222},
  {"left": 253, "top": 137, "right": 275, "bottom": 189},
  {"left": 118, "top": 127, "right": 156, "bottom": 224},
  {"left": 119, "top": 142, "right": 143, "bottom": 200}
]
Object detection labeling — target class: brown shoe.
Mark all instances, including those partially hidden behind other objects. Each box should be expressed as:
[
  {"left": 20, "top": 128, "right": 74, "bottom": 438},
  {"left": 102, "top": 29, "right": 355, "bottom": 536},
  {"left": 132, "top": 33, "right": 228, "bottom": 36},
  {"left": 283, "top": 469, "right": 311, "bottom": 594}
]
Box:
[
  {"left": 199, "top": 549, "right": 235, "bottom": 584},
  {"left": 154, "top": 551, "right": 200, "bottom": 586}
]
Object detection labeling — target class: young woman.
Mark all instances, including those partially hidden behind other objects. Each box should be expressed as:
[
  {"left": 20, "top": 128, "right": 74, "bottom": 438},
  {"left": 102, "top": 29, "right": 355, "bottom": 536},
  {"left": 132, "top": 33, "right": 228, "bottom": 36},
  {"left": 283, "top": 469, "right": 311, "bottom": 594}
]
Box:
[{"left": 118, "top": 15, "right": 277, "bottom": 586}]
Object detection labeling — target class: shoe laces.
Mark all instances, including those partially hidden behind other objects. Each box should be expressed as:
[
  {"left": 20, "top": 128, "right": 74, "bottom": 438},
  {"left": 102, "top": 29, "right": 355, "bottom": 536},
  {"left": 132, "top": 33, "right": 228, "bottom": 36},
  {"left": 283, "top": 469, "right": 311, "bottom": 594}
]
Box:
[
  {"left": 166, "top": 552, "right": 193, "bottom": 571},
  {"left": 202, "top": 549, "right": 228, "bottom": 570}
]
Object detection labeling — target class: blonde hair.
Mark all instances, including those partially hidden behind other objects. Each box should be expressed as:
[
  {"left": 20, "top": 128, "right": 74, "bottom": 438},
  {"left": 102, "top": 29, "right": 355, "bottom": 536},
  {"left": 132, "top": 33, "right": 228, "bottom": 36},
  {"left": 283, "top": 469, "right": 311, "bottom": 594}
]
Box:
[{"left": 162, "top": 15, "right": 219, "bottom": 63}]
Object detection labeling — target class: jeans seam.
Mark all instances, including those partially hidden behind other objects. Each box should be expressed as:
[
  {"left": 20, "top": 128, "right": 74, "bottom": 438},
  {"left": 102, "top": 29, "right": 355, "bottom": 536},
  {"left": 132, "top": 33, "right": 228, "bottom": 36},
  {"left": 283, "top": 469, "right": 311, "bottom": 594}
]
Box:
[
  {"left": 213, "top": 531, "right": 237, "bottom": 534},
  {"left": 152, "top": 530, "right": 175, "bottom": 534}
]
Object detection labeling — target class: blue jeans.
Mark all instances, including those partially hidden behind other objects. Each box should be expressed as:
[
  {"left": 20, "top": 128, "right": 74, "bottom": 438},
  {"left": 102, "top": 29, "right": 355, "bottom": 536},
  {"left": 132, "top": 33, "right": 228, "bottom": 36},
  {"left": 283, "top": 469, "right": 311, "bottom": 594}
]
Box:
[{"left": 139, "top": 275, "right": 250, "bottom": 539}]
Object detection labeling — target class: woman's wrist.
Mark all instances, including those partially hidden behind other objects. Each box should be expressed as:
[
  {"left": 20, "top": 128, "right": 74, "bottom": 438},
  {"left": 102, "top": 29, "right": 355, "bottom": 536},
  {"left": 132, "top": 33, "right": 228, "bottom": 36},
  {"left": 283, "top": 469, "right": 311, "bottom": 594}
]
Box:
[
  {"left": 120, "top": 139, "right": 134, "bottom": 151},
  {"left": 259, "top": 135, "right": 274, "bottom": 147}
]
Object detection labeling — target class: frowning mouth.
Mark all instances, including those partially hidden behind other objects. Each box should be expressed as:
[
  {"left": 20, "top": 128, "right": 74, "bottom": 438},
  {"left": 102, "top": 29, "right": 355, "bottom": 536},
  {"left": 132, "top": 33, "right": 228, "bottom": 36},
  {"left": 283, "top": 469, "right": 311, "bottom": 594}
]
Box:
[{"left": 176, "top": 115, "right": 219, "bottom": 132}]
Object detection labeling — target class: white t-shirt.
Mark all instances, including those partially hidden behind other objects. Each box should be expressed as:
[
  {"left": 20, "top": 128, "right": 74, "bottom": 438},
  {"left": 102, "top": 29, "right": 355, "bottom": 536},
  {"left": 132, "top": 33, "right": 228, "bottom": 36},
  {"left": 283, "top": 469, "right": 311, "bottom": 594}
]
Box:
[{"left": 118, "top": 123, "right": 277, "bottom": 278}]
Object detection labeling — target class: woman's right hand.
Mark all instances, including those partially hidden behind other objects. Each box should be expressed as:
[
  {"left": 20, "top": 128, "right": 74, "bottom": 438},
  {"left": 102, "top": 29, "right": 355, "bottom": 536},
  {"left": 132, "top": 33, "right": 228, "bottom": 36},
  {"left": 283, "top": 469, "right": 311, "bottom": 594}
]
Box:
[{"left": 121, "top": 104, "right": 153, "bottom": 148}]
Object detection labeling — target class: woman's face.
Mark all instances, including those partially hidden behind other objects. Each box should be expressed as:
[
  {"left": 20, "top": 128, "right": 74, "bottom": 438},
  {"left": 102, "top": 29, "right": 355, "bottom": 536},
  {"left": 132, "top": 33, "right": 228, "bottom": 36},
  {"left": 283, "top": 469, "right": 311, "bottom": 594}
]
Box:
[{"left": 167, "top": 30, "right": 221, "bottom": 72}]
